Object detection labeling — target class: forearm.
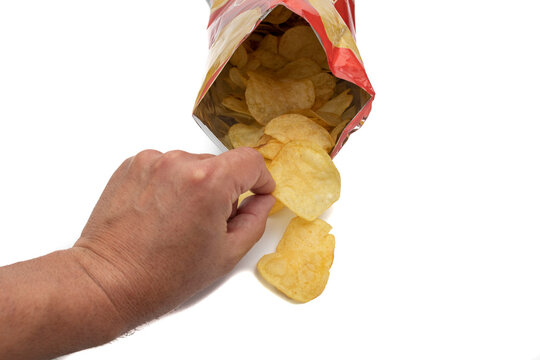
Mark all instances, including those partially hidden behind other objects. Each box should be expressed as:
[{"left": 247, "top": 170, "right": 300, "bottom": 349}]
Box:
[{"left": 0, "top": 249, "right": 126, "bottom": 360}]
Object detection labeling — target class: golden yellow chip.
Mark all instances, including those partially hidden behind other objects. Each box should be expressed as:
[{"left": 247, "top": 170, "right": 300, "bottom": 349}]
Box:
[
  {"left": 317, "top": 89, "right": 353, "bottom": 117},
  {"left": 341, "top": 106, "right": 357, "bottom": 122},
  {"left": 309, "top": 72, "right": 337, "bottom": 107},
  {"left": 258, "top": 34, "right": 279, "bottom": 53},
  {"left": 269, "top": 141, "right": 340, "bottom": 221},
  {"left": 256, "top": 140, "right": 283, "bottom": 160},
  {"left": 238, "top": 191, "right": 285, "bottom": 215},
  {"left": 264, "top": 114, "right": 334, "bottom": 152},
  {"left": 242, "top": 59, "right": 259, "bottom": 73},
  {"left": 246, "top": 32, "right": 264, "bottom": 48},
  {"left": 229, "top": 67, "right": 247, "bottom": 89},
  {"left": 256, "top": 134, "right": 273, "bottom": 146},
  {"left": 264, "top": 5, "right": 293, "bottom": 25},
  {"left": 245, "top": 72, "right": 315, "bottom": 125},
  {"left": 279, "top": 25, "right": 327, "bottom": 67},
  {"left": 257, "top": 249, "right": 332, "bottom": 303},
  {"left": 230, "top": 44, "right": 248, "bottom": 68},
  {"left": 256, "top": 135, "right": 284, "bottom": 160},
  {"left": 228, "top": 123, "right": 264, "bottom": 148},
  {"left": 289, "top": 109, "right": 333, "bottom": 130},
  {"left": 276, "top": 217, "right": 332, "bottom": 252},
  {"left": 330, "top": 119, "right": 350, "bottom": 144},
  {"left": 276, "top": 58, "right": 321, "bottom": 79},
  {"left": 251, "top": 49, "right": 288, "bottom": 70},
  {"left": 221, "top": 134, "right": 233, "bottom": 149},
  {"left": 316, "top": 110, "right": 343, "bottom": 127},
  {"left": 222, "top": 96, "right": 251, "bottom": 116}
]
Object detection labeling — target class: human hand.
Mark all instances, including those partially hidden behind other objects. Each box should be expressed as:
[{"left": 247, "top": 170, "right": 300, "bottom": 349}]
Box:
[{"left": 73, "top": 148, "right": 275, "bottom": 331}]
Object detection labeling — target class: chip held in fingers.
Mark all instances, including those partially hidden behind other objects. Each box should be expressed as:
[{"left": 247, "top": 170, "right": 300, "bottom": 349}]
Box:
[
  {"left": 238, "top": 191, "right": 285, "bottom": 215},
  {"left": 269, "top": 141, "right": 341, "bottom": 221}
]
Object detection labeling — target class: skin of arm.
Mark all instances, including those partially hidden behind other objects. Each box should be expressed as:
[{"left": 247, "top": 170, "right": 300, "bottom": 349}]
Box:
[{"left": 0, "top": 147, "right": 275, "bottom": 360}]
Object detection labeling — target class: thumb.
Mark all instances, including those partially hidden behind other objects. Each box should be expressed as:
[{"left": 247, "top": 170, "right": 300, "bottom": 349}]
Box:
[{"left": 226, "top": 194, "right": 275, "bottom": 261}]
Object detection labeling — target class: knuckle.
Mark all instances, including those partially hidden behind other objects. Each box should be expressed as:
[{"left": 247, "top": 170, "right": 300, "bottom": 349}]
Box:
[
  {"left": 234, "top": 147, "right": 262, "bottom": 163},
  {"left": 130, "top": 149, "right": 162, "bottom": 170},
  {"left": 186, "top": 162, "right": 214, "bottom": 186},
  {"left": 150, "top": 150, "right": 187, "bottom": 175}
]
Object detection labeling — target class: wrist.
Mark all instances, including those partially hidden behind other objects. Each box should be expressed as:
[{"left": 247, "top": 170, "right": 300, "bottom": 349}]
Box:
[
  {"left": 68, "top": 247, "right": 129, "bottom": 339},
  {"left": 0, "top": 249, "right": 127, "bottom": 359}
]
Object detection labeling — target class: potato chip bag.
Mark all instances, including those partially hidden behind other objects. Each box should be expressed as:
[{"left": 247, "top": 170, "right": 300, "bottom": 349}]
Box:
[{"left": 194, "top": 1, "right": 374, "bottom": 156}]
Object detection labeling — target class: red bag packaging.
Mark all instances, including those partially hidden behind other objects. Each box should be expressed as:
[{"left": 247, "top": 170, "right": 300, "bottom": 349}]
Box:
[{"left": 193, "top": 0, "right": 375, "bottom": 157}]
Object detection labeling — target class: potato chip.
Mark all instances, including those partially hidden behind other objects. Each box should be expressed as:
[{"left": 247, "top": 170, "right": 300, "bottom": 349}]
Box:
[
  {"left": 244, "top": 57, "right": 261, "bottom": 71},
  {"left": 245, "top": 72, "right": 315, "bottom": 125},
  {"left": 257, "top": 249, "right": 332, "bottom": 302},
  {"left": 256, "top": 134, "right": 284, "bottom": 159},
  {"left": 256, "top": 139, "right": 284, "bottom": 160},
  {"left": 222, "top": 96, "right": 251, "bottom": 116},
  {"left": 238, "top": 190, "right": 285, "bottom": 215},
  {"left": 276, "top": 217, "right": 333, "bottom": 255},
  {"left": 229, "top": 67, "right": 247, "bottom": 89},
  {"left": 341, "top": 106, "right": 357, "bottom": 122},
  {"left": 276, "top": 58, "right": 321, "bottom": 79},
  {"left": 330, "top": 119, "right": 350, "bottom": 144},
  {"left": 309, "top": 72, "right": 337, "bottom": 103},
  {"left": 258, "top": 216, "right": 335, "bottom": 302},
  {"left": 246, "top": 32, "right": 264, "bottom": 48},
  {"left": 264, "top": 5, "right": 293, "bottom": 25},
  {"left": 290, "top": 109, "right": 332, "bottom": 130},
  {"left": 269, "top": 141, "right": 340, "bottom": 221},
  {"left": 230, "top": 44, "right": 248, "bottom": 68},
  {"left": 264, "top": 114, "right": 334, "bottom": 152},
  {"left": 317, "top": 89, "right": 353, "bottom": 117},
  {"left": 258, "top": 34, "right": 279, "bottom": 53},
  {"left": 228, "top": 123, "right": 264, "bottom": 148},
  {"left": 316, "top": 110, "right": 343, "bottom": 127},
  {"left": 279, "top": 25, "right": 327, "bottom": 67},
  {"left": 221, "top": 134, "right": 233, "bottom": 149},
  {"left": 256, "top": 134, "right": 272, "bottom": 146},
  {"left": 251, "top": 49, "right": 288, "bottom": 70}
]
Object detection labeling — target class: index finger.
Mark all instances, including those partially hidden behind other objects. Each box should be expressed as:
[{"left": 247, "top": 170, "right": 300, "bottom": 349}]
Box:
[{"left": 210, "top": 147, "right": 275, "bottom": 198}]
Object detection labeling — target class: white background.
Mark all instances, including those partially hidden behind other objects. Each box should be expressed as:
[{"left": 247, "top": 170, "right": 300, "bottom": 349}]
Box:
[{"left": 1, "top": 0, "right": 539, "bottom": 359}]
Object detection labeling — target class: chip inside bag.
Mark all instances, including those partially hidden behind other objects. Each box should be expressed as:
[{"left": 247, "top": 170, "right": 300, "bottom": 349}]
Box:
[
  {"left": 194, "top": 0, "right": 374, "bottom": 158},
  {"left": 194, "top": 0, "right": 375, "bottom": 302}
]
